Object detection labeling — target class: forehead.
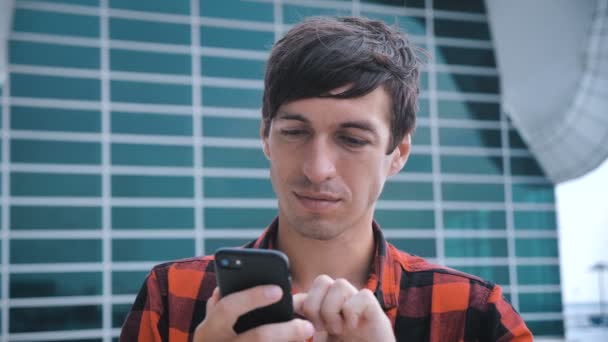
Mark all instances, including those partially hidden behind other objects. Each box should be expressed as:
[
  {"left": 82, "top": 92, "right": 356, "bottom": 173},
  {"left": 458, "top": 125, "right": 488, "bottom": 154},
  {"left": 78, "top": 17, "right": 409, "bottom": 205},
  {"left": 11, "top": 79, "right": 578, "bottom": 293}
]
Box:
[{"left": 276, "top": 86, "right": 392, "bottom": 129}]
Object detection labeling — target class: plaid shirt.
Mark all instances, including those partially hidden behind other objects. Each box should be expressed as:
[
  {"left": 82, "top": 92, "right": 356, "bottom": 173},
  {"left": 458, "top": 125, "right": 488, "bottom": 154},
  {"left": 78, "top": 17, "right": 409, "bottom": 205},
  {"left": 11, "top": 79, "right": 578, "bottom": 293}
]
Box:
[{"left": 120, "top": 219, "right": 532, "bottom": 341}]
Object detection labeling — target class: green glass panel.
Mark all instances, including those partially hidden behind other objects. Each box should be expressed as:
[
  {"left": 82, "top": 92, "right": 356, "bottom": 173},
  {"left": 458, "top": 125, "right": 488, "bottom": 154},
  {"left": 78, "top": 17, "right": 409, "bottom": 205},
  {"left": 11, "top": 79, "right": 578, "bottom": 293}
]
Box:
[
  {"left": 203, "top": 146, "right": 268, "bottom": 169},
  {"left": 204, "top": 177, "right": 274, "bottom": 198},
  {"left": 11, "top": 106, "right": 101, "bottom": 133},
  {"left": 112, "top": 239, "right": 195, "bottom": 262},
  {"left": 402, "top": 153, "right": 432, "bottom": 173},
  {"left": 418, "top": 98, "right": 429, "bottom": 117},
  {"left": 11, "top": 73, "right": 100, "bottom": 100},
  {"left": 512, "top": 183, "right": 555, "bottom": 203},
  {"left": 283, "top": 5, "right": 350, "bottom": 24},
  {"left": 437, "top": 73, "right": 499, "bottom": 94},
  {"left": 200, "top": 0, "right": 274, "bottom": 22},
  {"left": 202, "top": 116, "right": 260, "bottom": 139},
  {"left": 381, "top": 180, "right": 433, "bottom": 201},
  {"left": 110, "top": 0, "right": 190, "bottom": 14},
  {"left": 511, "top": 156, "right": 545, "bottom": 176},
  {"left": 113, "top": 304, "right": 131, "bottom": 328},
  {"left": 10, "top": 305, "right": 101, "bottom": 333},
  {"left": 361, "top": 12, "right": 426, "bottom": 36},
  {"left": 420, "top": 72, "right": 429, "bottom": 91},
  {"left": 441, "top": 155, "right": 503, "bottom": 175},
  {"left": 375, "top": 209, "right": 435, "bottom": 229},
  {"left": 204, "top": 208, "right": 276, "bottom": 229},
  {"left": 111, "top": 80, "right": 192, "bottom": 105},
  {"left": 11, "top": 239, "right": 102, "bottom": 263},
  {"left": 112, "top": 112, "right": 192, "bottom": 136},
  {"left": 438, "top": 100, "right": 500, "bottom": 121},
  {"left": 443, "top": 209, "right": 506, "bottom": 230},
  {"left": 201, "top": 56, "right": 266, "bottom": 80},
  {"left": 514, "top": 211, "right": 556, "bottom": 230},
  {"left": 110, "top": 18, "right": 190, "bottom": 45},
  {"left": 11, "top": 206, "right": 101, "bottom": 230},
  {"left": 24, "top": 0, "right": 99, "bottom": 6},
  {"left": 10, "top": 40, "right": 100, "bottom": 69},
  {"left": 361, "top": 0, "right": 425, "bottom": 8},
  {"left": 509, "top": 129, "right": 527, "bottom": 148},
  {"left": 389, "top": 238, "right": 436, "bottom": 257},
  {"left": 516, "top": 238, "right": 559, "bottom": 257},
  {"left": 434, "top": 0, "right": 486, "bottom": 13},
  {"left": 517, "top": 265, "right": 561, "bottom": 285},
  {"left": 110, "top": 49, "right": 191, "bottom": 75},
  {"left": 112, "top": 207, "right": 194, "bottom": 229},
  {"left": 112, "top": 175, "right": 194, "bottom": 198},
  {"left": 440, "top": 127, "right": 501, "bottom": 147},
  {"left": 11, "top": 139, "right": 100, "bottom": 165},
  {"left": 202, "top": 86, "right": 262, "bottom": 109},
  {"left": 13, "top": 8, "right": 99, "bottom": 37},
  {"left": 111, "top": 143, "right": 193, "bottom": 167},
  {"left": 205, "top": 238, "right": 252, "bottom": 253},
  {"left": 449, "top": 265, "right": 510, "bottom": 285},
  {"left": 435, "top": 45, "right": 495, "bottom": 67},
  {"left": 519, "top": 292, "right": 563, "bottom": 313},
  {"left": 112, "top": 271, "right": 148, "bottom": 295},
  {"left": 442, "top": 183, "right": 504, "bottom": 202},
  {"left": 11, "top": 172, "right": 101, "bottom": 197},
  {"left": 526, "top": 320, "right": 564, "bottom": 336},
  {"left": 200, "top": 26, "right": 274, "bottom": 51},
  {"left": 434, "top": 19, "right": 490, "bottom": 40},
  {"left": 445, "top": 238, "right": 508, "bottom": 257},
  {"left": 10, "top": 272, "right": 102, "bottom": 298},
  {"left": 412, "top": 126, "right": 430, "bottom": 145}
]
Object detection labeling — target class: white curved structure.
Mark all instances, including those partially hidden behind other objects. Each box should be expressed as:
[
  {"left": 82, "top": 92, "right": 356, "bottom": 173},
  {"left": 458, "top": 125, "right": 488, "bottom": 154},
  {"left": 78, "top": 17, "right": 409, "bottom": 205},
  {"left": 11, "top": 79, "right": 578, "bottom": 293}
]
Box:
[{"left": 486, "top": 0, "right": 608, "bottom": 183}]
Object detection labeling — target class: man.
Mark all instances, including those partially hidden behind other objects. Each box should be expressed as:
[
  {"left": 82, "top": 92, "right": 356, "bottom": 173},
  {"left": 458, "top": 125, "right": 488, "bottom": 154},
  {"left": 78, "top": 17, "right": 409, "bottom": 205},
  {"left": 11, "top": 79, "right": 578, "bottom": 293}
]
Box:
[{"left": 120, "top": 17, "right": 532, "bottom": 341}]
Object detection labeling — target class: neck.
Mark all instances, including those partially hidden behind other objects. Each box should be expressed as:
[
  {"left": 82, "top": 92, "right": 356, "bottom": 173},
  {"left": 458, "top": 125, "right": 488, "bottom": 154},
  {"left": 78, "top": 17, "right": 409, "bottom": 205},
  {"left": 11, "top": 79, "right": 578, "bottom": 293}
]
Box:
[{"left": 276, "top": 218, "right": 376, "bottom": 292}]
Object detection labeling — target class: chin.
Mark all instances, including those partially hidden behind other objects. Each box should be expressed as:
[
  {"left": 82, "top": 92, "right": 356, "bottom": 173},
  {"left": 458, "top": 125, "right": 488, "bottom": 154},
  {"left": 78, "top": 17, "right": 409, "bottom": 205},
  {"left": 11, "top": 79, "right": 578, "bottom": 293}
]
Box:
[{"left": 290, "top": 218, "right": 345, "bottom": 241}]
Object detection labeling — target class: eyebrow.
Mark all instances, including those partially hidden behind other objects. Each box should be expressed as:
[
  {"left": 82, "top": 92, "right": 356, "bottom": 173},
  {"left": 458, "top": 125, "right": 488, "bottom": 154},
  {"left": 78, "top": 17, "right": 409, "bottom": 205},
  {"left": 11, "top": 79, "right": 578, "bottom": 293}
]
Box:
[{"left": 275, "top": 112, "right": 310, "bottom": 123}]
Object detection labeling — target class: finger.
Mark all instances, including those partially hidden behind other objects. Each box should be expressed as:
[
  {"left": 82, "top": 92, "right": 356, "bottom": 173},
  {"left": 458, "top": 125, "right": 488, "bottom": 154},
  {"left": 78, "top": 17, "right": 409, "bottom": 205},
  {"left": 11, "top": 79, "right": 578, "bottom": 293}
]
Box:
[
  {"left": 235, "top": 318, "right": 314, "bottom": 342},
  {"left": 213, "top": 285, "right": 283, "bottom": 328},
  {"left": 320, "top": 278, "right": 357, "bottom": 335},
  {"left": 206, "top": 287, "right": 221, "bottom": 311},
  {"left": 296, "top": 275, "right": 334, "bottom": 331},
  {"left": 293, "top": 293, "right": 307, "bottom": 314},
  {"left": 342, "top": 289, "right": 382, "bottom": 329}
]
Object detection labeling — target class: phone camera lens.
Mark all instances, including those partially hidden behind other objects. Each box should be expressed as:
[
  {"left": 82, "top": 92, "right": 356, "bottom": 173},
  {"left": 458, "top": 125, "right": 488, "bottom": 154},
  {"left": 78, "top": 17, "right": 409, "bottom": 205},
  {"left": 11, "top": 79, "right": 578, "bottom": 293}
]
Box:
[{"left": 219, "top": 258, "right": 230, "bottom": 267}]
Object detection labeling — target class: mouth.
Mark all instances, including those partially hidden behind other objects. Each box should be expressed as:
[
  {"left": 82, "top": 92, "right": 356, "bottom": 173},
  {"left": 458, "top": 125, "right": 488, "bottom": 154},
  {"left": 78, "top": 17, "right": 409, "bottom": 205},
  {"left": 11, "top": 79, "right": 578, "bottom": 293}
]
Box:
[{"left": 293, "top": 191, "right": 341, "bottom": 212}]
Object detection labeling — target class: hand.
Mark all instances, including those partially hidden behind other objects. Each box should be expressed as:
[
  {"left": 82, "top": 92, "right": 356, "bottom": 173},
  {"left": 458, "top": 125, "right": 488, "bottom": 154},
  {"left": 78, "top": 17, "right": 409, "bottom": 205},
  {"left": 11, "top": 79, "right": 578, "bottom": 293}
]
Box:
[
  {"left": 293, "top": 275, "right": 395, "bottom": 342},
  {"left": 194, "top": 285, "right": 314, "bottom": 342}
]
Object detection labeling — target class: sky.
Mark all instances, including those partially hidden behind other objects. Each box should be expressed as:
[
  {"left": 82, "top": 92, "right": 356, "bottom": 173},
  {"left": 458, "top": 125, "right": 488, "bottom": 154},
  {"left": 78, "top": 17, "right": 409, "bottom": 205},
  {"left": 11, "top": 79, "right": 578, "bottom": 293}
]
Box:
[{"left": 556, "top": 157, "right": 608, "bottom": 304}]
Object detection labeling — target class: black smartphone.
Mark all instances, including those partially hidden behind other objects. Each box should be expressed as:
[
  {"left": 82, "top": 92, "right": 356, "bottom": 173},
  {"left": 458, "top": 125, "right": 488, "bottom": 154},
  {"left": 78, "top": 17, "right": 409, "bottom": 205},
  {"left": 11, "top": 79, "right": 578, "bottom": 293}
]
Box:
[{"left": 214, "top": 248, "right": 294, "bottom": 333}]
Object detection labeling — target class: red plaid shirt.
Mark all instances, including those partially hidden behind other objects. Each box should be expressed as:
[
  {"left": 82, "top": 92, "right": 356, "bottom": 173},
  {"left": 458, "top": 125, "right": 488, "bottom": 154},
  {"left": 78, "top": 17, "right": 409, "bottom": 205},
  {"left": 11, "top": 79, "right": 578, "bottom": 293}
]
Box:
[{"left": 120, "top": 219, "right": 533, "bottom": 341}]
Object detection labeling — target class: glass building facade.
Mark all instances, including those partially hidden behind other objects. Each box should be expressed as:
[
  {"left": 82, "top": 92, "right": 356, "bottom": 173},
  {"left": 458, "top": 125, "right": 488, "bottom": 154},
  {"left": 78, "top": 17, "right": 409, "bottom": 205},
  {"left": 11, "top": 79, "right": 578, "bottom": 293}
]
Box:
[{"left": 0, "top": 0, "right": 563, "bottom": 340}]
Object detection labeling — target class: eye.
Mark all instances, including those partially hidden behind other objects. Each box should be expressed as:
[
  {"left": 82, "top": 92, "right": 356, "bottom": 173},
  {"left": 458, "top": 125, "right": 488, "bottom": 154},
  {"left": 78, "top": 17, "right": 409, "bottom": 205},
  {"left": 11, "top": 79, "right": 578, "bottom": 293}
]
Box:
[
  {"left": 280, "top": 129, "right": 308, "bottom": 137},
  {"left": 340, "top": 135, "right": 369, "bottom": 147}
]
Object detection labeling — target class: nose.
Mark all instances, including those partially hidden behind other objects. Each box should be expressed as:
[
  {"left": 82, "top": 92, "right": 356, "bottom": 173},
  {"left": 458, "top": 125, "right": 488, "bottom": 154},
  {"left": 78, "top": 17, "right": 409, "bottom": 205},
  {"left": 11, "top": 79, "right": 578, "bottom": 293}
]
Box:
[{"left": 301, "top": 138, "right": 337, "bottom": 184}]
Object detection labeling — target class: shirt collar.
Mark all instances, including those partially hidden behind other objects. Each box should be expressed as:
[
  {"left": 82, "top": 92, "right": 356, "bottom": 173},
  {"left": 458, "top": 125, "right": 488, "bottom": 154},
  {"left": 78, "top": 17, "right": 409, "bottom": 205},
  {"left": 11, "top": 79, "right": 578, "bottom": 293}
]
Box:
[{"left": 246, "top": 218, "right": 399, "bottom": 311}]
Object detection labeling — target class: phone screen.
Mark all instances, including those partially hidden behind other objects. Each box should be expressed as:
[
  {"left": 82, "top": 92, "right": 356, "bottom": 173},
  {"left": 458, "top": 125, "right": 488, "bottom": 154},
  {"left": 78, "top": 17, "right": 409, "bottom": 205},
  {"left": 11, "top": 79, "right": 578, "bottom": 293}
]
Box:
[{"left": 215, "top": 248, "right": 294, "bottom": 333}]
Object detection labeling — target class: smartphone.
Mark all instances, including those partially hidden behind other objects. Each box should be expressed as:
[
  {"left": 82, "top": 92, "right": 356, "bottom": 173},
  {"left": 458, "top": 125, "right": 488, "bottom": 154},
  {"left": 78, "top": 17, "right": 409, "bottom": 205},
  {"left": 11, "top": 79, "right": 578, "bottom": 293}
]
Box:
[{"left": 214, "top": 248, "right": 294, "bottom": 333}]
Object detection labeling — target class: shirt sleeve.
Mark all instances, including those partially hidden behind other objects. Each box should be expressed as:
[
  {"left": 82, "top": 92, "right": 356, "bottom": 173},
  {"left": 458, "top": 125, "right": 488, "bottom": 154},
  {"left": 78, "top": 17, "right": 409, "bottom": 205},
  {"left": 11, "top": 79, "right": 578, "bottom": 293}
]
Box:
[
  {"left": 481, "top": 285, "right": 534, "bottom": 342},
  {"left": 119, "top": 269, "right": 166, "bottom": 342}
]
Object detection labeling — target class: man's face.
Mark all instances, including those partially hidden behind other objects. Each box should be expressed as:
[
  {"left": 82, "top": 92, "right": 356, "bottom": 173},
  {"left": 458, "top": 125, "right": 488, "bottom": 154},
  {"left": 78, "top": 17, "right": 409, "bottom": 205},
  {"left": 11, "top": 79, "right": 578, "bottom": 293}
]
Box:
[{"left": 262, "top": 86, "right": 411, "bottom": 241}]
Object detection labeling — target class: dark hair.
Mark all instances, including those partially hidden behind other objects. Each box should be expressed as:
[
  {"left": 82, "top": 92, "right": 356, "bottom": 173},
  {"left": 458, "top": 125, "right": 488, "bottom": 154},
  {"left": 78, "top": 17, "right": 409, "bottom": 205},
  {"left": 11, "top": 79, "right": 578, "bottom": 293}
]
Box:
[{"left": 262, "top": 16, "right": 425, "bottom": 153}]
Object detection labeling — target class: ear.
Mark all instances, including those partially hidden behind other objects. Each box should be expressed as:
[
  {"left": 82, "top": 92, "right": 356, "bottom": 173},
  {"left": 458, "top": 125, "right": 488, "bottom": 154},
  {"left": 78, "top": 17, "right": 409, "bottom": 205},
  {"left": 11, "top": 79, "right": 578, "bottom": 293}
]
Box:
[
  {"left": 388, "top": 134, "right": 411, "bottom": 176},
  {"left": 260, "top": 120, "right": 270, "bottom": 160}
]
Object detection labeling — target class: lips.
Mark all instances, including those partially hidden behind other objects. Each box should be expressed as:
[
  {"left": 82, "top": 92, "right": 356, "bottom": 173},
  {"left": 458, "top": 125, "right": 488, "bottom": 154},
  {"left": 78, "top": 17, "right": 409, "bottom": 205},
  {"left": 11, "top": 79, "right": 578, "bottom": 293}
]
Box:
[{"left": 293, "top": 191, "right": 341, "bottom": 212}]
